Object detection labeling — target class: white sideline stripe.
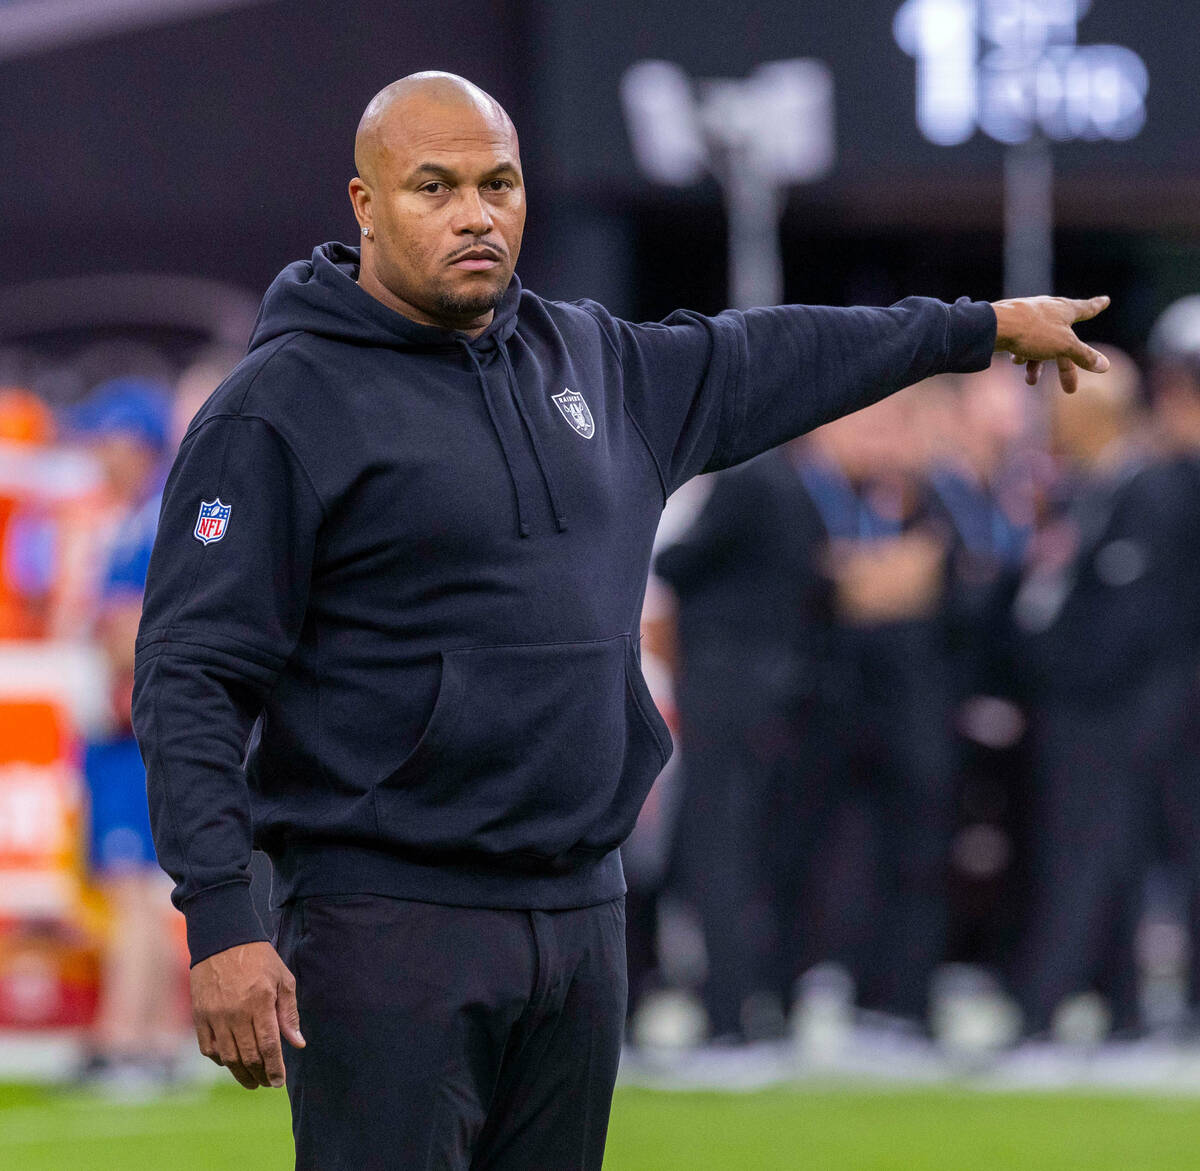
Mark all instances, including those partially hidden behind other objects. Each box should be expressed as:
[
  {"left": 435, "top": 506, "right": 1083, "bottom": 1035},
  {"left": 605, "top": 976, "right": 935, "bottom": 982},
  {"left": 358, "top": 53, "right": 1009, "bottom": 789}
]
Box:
[{"left": 0, "top": 0, "right": 278, "bottom": 62}]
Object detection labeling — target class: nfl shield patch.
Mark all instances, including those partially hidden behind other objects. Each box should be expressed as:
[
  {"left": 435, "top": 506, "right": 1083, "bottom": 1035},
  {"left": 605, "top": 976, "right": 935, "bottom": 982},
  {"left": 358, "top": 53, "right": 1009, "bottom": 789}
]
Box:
[
  {"left": 551, "top": 388, "right": 595, "bottom": 439},
  {"left": 194, "top": 498, "right": 231, "bottom": 545}
]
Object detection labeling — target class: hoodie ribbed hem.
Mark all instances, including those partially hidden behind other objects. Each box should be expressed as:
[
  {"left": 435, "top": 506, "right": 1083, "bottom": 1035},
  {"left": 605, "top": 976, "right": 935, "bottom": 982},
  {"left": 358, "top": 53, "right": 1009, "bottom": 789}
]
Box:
[
  {"left": 182, "top": 880, "right": 269, "bottom": 967},
  {"left": 267, "top": 843, "right": 626, "bottom": 912}
]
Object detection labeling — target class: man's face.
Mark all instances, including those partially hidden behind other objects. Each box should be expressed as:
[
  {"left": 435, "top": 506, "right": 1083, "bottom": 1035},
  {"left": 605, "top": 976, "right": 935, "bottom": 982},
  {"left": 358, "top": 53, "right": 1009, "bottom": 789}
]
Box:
[
  {"left": 352, "top": 96, "right": 525, "bottom": 332},
  {"left": 92, "top": 432, "right": 159, "bottom": 502},
  {"left": 962, "top": 364, "right": 1026, "bottom": 454}
]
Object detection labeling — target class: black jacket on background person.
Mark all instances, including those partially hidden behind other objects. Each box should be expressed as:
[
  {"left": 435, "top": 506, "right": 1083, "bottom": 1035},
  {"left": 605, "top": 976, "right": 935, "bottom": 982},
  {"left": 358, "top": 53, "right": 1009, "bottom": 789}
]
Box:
[
  {"left": 654, "top": 448, "right": 834, "bottom": 689},
  {"left": 653, "top": 450, "right": 835, "bottom": 1037},
  {"left": 131, "top": 241, "right": 996, "bottom": 966},
  {"left": 1015, "top": 454, "right": 1200, "bottom": 700}
]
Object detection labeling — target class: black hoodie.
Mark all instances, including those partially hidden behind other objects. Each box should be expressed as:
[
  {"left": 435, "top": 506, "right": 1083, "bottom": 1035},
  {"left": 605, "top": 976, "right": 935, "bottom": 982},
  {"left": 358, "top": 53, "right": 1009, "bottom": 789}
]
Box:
[{"left": 132, "top": 242, "right": 996, "bottom": 964}]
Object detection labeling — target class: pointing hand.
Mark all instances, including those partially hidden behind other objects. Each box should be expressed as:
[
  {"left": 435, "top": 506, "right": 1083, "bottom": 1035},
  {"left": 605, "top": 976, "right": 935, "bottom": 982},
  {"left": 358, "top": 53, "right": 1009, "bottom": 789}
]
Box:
[{"left": 991, "top": 295, "right": 1111, "bottom": 395}]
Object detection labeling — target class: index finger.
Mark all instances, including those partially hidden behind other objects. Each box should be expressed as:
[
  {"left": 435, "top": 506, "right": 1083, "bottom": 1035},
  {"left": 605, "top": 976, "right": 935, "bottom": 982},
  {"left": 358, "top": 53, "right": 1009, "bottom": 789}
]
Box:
[
  {"left": 253, "top": 1008, "right": 288, "bottom": 1088},
  {"left": 1067, "top": 294, "right": 1110, "bottom": 324}
]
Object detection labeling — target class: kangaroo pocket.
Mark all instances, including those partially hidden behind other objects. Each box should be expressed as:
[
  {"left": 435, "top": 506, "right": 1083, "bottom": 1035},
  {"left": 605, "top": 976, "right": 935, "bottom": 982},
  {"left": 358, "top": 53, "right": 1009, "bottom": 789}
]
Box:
[{"left": 372, "top": 633, "right": 672, "bottom": 866}]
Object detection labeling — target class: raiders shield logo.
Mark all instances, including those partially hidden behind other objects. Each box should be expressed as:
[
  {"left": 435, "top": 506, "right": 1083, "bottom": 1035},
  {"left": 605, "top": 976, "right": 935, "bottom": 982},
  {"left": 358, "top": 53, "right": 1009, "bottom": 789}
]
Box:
[
  {"left": 194, "top": 498, "right": 231, "bottom": 545},
  {"left": 551, "top": 388, "right": 595, "bottom": 440}
]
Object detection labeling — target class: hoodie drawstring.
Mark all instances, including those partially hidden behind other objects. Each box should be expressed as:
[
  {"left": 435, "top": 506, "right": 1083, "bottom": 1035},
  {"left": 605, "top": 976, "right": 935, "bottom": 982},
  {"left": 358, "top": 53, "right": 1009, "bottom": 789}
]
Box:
[
  {"left": 459, "top": 340, "right": 530, "bottom": 538},
  {"left": 498, "top": 346, "right": 568, "bottom": 533},
  {"left": 457, "top": 338, "right": 568, "bottom": 538}
]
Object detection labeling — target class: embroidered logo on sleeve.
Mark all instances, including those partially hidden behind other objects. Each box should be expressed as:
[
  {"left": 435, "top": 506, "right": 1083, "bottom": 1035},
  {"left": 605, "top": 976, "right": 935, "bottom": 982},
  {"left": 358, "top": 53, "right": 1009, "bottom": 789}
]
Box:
[
  {"left": 551, "top": 388, "right": 595, "bottom": 439},
  {"left": 193, "top": 498, "right": 231, "bottom": 545}
]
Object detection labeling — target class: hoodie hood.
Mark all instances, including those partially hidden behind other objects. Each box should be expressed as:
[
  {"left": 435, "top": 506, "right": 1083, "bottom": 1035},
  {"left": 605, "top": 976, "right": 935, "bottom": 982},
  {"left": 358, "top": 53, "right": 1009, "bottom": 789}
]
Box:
[
  {"left": 248, "top": 241, "right": 522, "bottom": 355},
  {"left": 247, "top": 241, "right": 557, "bottom": 537}
]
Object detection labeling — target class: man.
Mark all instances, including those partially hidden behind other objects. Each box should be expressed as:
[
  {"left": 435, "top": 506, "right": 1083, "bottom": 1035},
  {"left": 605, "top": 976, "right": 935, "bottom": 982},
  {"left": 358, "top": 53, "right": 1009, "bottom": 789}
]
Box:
[
  {"left": 1147, "top": 299, "right": 1200, "bottom": 1033},
  {"left": 654, "top": 443, "right": 833, "bottom": 1043},
  {"left": 132, "top": 71, "right": 1110, "bottom": 1169},
  {"left": 71, "top": 379, "right": 188, "bottom": 1090},
  {"left": 1009, "top": 350, "right": 1188, "bottom": 1037},
  {"left": 921, "top": 365, "right": 1033, "bottom": 969},
  {"left": 799, "top": 396, "right": 960, "bottom": 1034}
]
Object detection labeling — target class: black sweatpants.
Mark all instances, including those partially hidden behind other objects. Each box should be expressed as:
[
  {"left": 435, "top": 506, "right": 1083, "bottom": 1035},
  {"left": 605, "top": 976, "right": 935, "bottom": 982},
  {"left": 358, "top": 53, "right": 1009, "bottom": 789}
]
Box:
[{"left": 276, "top": 893, "right": 627, "bottom": 1170}]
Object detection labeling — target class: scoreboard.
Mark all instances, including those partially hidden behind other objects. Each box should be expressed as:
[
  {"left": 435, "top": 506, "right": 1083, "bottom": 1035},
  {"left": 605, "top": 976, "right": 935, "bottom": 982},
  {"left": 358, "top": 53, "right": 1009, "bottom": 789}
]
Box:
[{"left": 528, "top": 0, "right": 1200, "bottom": 228}]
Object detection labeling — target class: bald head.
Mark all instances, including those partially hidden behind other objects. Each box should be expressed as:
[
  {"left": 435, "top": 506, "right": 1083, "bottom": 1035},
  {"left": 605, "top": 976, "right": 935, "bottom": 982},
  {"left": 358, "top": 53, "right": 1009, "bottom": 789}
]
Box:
[
  {"left": 347, "top": 71, "right": 526, "bottom": 334},
  {"left": 355, "top": 72, "right": 516, "bottom": 185}
]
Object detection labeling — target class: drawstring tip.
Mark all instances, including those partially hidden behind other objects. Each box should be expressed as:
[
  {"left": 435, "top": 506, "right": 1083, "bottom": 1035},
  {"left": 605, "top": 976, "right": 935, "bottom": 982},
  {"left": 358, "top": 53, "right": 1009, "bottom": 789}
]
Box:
[
  {"left": 555, "top": 515, "right": 568, "bottom": 533},
  {"left": 518, "top": 523, "right": 531, "bottom": 538}
]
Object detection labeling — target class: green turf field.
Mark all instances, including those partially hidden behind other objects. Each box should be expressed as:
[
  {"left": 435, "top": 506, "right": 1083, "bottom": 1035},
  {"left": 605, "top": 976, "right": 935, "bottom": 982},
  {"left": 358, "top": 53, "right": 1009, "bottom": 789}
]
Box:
[{"left": 3, "top": 1081, "right": 1200, "bottom": 1169}]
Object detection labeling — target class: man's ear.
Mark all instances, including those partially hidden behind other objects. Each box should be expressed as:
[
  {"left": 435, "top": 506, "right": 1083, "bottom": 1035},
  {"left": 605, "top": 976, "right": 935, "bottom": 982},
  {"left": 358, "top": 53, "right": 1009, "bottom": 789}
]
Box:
[{"left": 348, "top": 177, "right": 373, "bottom": 235}]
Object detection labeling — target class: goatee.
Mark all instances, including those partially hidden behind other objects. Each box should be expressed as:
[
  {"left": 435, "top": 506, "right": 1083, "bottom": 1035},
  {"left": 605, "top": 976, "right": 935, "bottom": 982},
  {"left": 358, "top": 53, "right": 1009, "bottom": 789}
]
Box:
[{"left": 435, "top": 283, "right": 507, "bottom": 322}]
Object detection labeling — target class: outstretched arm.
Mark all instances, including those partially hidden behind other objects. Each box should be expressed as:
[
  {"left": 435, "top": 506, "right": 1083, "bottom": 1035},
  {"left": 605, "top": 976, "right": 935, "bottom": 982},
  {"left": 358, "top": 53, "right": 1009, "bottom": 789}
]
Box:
[
  {"left": 594, "top": 291, "right": 1110, "bottom": 497},
  {"left": 992, "top": 295, "right": 1111, "bottom": 394}
]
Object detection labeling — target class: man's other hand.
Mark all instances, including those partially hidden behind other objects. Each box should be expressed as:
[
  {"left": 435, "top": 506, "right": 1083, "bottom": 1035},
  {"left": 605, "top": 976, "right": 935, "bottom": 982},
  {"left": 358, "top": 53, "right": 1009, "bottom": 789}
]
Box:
[
  {"left": 991, "top": 295, "right": 1111, "bottom": 395},
  {"left": 190, "top": 940, "right": 305, "bottom": 1090}
]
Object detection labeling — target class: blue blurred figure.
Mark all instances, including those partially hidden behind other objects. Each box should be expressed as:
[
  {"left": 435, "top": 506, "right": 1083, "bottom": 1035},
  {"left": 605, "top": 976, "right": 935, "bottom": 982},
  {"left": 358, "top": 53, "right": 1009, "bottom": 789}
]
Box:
[{"left": 71, "top": 378, "right": 187, "bottom": 1092}]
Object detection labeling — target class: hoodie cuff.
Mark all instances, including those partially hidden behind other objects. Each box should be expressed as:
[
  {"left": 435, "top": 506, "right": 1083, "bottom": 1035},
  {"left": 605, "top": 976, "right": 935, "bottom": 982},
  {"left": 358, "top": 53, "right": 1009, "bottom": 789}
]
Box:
[
  {"left": 946, "top": 298, "right": 998, "bottom": 373},
  {"left": 181, "top": 881, "right": 269, "bottom": 968}
]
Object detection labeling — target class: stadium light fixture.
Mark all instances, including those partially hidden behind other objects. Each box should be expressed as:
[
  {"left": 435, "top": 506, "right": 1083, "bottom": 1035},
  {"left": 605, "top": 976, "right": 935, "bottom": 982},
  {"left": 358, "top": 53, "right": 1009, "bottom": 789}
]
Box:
[{"left": 621, "top": 59, "right": 835, "bottom": 309}]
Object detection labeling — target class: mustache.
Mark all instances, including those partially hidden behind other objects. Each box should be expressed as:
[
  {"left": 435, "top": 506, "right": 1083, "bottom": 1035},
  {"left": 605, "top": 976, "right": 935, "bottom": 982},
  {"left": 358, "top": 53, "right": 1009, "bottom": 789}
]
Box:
[{"left": 445, "top": 242, "right": 506, "bottom": 263}]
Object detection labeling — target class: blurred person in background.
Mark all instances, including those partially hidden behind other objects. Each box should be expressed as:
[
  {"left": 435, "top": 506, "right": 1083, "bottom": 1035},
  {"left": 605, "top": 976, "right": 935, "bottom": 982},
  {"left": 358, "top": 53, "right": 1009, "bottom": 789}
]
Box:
[
  {"left": 1149, "top": 297, "right": 1200, "bottom": 459},
  {"left": 621, "top": 480, "right": 710, "bottom": 1039},
  {"left": 0, "top": 388, "right": 60, "bottom": 639},
  {"left": 1007, "top": 348, "right": 1199, "bottom": 1039},
  {"left": 71, "top": 378, "right": 189, "bottom": 1090},
  {"left": 802, "top": 393, "right": 958, "bottom": 1037},
  {"left": 171, "top": 348, "right": 245, "bottom": 449},
  {"left": 0, "top": 387, "right": 115, "bottom": 642},
  {"left": 1145, "top": 300, "right": 1200, "bottom": 1035},
  {"left": 919, "top": 365, "right": 1035, "bottom": 969},
  {"left": 654, "top": 447, "right": 834, "bottom": 1045}
]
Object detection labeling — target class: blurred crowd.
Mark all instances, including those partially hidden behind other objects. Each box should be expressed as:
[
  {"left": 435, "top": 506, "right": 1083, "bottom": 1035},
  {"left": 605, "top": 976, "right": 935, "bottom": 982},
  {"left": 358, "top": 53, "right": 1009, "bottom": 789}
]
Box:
[
  {"left": 0, "top": 350, "right": 236, "bottom": 1092},
  {"left": 633, "top": 299, "right": 1200, "bottom": 1055}
]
